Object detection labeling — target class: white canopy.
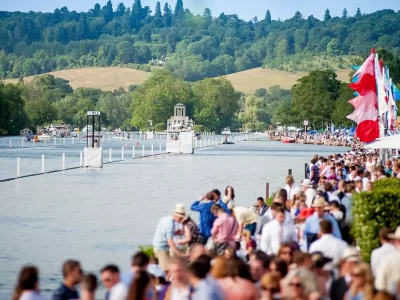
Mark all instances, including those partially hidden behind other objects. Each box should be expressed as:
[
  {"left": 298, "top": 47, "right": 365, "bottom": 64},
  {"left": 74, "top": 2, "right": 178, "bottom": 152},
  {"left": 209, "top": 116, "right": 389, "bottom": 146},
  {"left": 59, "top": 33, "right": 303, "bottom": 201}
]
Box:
[{"left": 364, "top": 134, "right": 400, "bottom": 149}]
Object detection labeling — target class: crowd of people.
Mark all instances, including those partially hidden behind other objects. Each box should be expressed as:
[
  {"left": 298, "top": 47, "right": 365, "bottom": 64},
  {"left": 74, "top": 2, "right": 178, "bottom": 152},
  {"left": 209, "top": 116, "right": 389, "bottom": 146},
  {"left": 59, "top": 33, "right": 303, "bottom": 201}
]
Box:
[
  {"left": 12, "top": 150, "right": 400, "bottom": 300},
  {"left": 267, "top": 131, "right": 365, "bottom": 149}
]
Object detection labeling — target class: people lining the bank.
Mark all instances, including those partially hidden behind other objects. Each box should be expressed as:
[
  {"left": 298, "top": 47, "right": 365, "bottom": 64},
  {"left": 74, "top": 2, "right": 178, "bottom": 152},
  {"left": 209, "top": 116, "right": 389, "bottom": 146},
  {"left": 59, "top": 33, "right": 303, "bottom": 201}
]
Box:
[{"left": 12, "top": 148, "right": 400, "bottom": 300}]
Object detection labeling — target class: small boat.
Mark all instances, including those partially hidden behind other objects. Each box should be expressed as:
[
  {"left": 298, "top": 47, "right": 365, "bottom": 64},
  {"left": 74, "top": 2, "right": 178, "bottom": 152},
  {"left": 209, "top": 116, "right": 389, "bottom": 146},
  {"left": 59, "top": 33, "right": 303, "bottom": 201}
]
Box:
[
  {"left": 37, "top": 134, "right": 51, "bottom": 141},
  {"left": 222, "top": 141, "right": 235, "bottom": 145},
  {"left": 281, "top": 139, "right": 295, "bottom": 144}
]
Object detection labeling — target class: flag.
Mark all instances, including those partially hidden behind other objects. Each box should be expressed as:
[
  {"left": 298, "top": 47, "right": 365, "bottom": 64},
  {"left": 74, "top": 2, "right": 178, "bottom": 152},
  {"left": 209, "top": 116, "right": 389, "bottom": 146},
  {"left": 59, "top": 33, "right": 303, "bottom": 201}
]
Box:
[
  {"left": 347, "top": 49, "right": 379, "bottom": 143},
  {"left": 376, "top": 58, "right": 388, "bottom": 115},
  {"left": 393, "top": 84, "right": 400, "bottom": 101}
]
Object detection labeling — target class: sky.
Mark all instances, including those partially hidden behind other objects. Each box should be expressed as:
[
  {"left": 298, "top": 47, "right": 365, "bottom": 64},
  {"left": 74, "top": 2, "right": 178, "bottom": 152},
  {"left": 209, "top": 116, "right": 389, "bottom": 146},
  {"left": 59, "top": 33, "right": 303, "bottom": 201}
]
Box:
[{"left": 1, "top": 0, "right": 399, "bottom": 21}]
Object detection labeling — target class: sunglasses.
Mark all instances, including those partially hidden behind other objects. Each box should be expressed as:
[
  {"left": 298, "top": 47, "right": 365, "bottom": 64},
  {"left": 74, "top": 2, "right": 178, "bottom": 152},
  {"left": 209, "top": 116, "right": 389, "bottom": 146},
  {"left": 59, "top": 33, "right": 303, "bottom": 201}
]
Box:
[{"left": 289, "top": 282, "right": 302, "bottom": 288}]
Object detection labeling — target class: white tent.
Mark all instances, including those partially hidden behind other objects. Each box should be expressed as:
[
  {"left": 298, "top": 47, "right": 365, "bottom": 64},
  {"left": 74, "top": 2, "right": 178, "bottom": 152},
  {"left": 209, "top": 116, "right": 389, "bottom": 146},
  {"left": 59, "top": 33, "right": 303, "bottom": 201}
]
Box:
[{"left": 364, "top": 134, "right": 400, "bottom": 149}]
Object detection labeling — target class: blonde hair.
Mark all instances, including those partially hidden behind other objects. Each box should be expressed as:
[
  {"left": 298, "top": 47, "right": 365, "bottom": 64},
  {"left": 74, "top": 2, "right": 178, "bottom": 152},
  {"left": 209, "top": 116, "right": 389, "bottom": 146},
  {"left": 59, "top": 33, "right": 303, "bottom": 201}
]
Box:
[
  {"left": 260, "top": 271, "right": 281, "bottom": 291},
  {"left": 349, "top": 263, "right": 374, "bottom": 300},
  {"left": 210, "top": 256, "right": 227, "bottom": 279},
  {"left": 283, "top": 267, "right": 318, "bottom": 298}
]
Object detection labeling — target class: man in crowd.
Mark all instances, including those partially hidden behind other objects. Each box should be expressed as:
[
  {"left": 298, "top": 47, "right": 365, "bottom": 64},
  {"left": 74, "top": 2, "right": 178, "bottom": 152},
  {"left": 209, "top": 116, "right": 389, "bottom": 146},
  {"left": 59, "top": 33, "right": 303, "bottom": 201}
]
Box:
[
  {"left": 191, "top": 192, "right": 227, "bottom": 245},
  {"left": 210, "top": 204, "right": 238, "bottom": 255},
  {"left": 187, "top": 259, "right": 225, "bottom": 300},
  {"left": 309, "top": 220, "right": 348, "bottom": 265},
  {"left": 370, "top": 227, "right": 396, "bottom": 276},
  {"left": 120, "top": 251, "right": 149, "bottom": 287},
  {"left": 52, "top": 260, "right": 82, "bottom": 300},
  {"left": 152, "top": 203, "right": 187, "bottom": 271},
  {"left": 80, "top": 273, "right": 97, "bottom": 300},
  {"left": 256, "top": 197, "right": 268, "bottom": 216},
  {"left": 300, "top": 179, "right": 316, "bottom": 208},
  {"left": 284, "top": 175, "right": 299, "bottom": 201},
  {"left": 100, "top": 265, "right": 127, "bottom": 300},
  {"left": 303, "top": 197, "right": 342, "bottom": 249},
  {"left": 232, "top": 204, "right": 258, "bottom": 236},
  {"left": 260, "top": 206, "right": 297, "bottom": 255},
  {"left": 375, "top": 226, "right": 400, "bottom": 295},
  {"left": 330, "top": 247, "right": 361, "bottom": 300}
]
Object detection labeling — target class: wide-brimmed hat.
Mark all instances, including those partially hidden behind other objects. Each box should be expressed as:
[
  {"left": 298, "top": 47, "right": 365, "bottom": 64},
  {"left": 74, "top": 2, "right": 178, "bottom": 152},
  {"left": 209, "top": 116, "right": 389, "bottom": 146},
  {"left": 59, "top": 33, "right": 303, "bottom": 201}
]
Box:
[
  {"left": 173, "top": 203, "right": 186, "bottom": 218},
  {"left": 388, "top": 226, "right": 400, "bottom": 240},
  {"left": 312, "top": 197, "right": 328, "bottom": 208},
  {"left": 341, "top": 247, "right": 361, "bottom": 263},
  {"left": 301, "top": 179, "right": 313, "bottom": 188}
]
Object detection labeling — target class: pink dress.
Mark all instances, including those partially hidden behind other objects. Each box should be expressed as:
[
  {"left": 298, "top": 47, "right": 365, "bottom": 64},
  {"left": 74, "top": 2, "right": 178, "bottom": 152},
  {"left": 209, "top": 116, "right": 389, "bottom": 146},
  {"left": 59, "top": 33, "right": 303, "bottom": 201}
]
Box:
[{"left": 218, "top": 277, "right": 259, "bottom": 300}]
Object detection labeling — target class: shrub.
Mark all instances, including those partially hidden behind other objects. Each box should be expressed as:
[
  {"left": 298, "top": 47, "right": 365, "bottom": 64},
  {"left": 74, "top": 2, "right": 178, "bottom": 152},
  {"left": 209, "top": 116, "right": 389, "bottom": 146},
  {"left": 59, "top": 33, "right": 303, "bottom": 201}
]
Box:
[
  {"left": 373, "top": 177, "right": 400, "bottom": 190},
  {"left": 138, "top": 245, "right": 154, "bottom": 258},
  {"left": 154, "top": 123, "right": 166, "bottom": 132},
  {"left": 351, "top": 189, "right": 400, "bottom": 262}
]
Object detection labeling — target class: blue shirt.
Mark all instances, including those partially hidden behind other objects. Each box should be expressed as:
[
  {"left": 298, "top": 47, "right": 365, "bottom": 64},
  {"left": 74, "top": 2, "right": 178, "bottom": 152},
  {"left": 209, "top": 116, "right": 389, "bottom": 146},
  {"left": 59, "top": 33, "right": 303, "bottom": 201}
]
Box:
[
  {"left": 190, "top": 199, "right": 228, "bottom": 237},
  {"left": 121, "top": 271, "right": 134, "bottom": 287},
  {"left": 304, "top": 212, "right": 342, "bottom": 248},
  {"left": 152, "top": 216, "right": 174, "bottom": 250},
  {"left": 192, "top": 276, "right": 225, "bottom": 300}
]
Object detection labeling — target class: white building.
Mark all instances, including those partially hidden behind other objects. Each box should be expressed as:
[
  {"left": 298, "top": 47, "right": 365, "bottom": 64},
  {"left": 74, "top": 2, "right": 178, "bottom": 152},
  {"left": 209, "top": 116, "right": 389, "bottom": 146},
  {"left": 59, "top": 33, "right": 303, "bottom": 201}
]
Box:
[{"left": 166, "top": 103, "right": 194, "bottom": 139}]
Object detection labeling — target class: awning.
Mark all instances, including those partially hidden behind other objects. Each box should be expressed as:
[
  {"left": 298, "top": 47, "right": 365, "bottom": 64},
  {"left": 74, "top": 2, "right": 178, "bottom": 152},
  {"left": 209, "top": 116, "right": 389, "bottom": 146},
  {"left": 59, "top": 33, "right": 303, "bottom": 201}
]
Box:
[{"left": 364, "top": 134, "right": 400, "bottom": 149}]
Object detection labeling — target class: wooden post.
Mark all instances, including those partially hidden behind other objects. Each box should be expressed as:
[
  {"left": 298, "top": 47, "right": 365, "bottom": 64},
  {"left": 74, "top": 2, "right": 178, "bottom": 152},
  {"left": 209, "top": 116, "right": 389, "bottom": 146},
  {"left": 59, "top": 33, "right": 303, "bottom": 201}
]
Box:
[
  {"left": 304, "top": 163, "right": 308, "bottom": 179},
  {"left": 266, "top": 183, "right": 270, "bottom": 200},
  {"left": 288, "top": 169, "right": 292, "bottom": 176}
]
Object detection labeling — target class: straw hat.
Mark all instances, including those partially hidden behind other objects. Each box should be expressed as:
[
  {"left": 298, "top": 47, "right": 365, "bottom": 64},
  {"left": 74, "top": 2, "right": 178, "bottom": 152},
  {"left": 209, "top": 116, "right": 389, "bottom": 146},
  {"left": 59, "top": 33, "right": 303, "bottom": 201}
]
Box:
[
  {"left": 388, "top": 226, "right": 400, "bottom": 240},
  {"left": 173, "top": 203, "right": 186, "bottom": 218},
  {"left": 301, "top": 179, "right": 313, "bottom": 188},
  {"left": 312, "top": 197, "right": 328, "bottom": 208},
  {"left": 341, "top": 247, "right": 361, "bottom": 263}
]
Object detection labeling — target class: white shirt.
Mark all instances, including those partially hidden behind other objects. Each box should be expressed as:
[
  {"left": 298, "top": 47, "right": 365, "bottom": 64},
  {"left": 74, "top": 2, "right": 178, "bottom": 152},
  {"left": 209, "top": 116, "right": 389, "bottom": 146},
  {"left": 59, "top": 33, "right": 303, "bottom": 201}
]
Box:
[
  {"left": 308, "top": 234, "right": 348, "bottom": 265},
  {"left": 110, "top": 281, "right": 128, "bottom": 300},
  {"left": 284, "top": 184, "right": 300, "bottom": 201},
  {"left": 327, "top": 192, "right": 340, "bottom": 202},
  {"left": 375, "top": 250, "right": 400, "bottom": 295},
  {"left": 371, "top": 243, "right": 397, "bottom": 276},
  {"left": 19, "top": 291, "right": 46, "bottom": 300},
  {"left": 260, "top": 219, "right": 297, "bottom": 255},
  {"left": 305, "top": 188, "right": 316, "bottom": 208}
]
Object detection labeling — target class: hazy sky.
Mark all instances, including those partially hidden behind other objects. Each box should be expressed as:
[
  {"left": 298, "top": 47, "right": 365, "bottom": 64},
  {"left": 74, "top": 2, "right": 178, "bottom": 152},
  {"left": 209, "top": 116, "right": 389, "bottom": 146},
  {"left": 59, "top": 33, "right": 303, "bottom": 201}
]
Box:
[{"left": 1, "top": 0, "right": 399, "bottom": 21}]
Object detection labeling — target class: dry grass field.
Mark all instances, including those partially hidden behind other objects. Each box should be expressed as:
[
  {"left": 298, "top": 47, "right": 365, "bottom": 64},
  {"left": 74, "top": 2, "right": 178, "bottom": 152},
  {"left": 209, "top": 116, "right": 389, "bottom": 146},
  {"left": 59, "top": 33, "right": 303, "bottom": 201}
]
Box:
[
  {"left": 4, "top": 67, "right": 150, "bottom": 91},
  {"left": 3, "top": 66, "right": 351, "bottom": 94},
  {"left": 224, "top": 67, "right": 351, "bottom": 94}
]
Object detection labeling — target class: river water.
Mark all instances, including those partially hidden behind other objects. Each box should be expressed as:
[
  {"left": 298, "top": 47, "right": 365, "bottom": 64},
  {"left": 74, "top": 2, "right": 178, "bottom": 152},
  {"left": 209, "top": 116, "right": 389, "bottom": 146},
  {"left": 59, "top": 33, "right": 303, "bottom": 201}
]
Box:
[{"left": 0, "top": 137, "right": 347, "bottom": 299}]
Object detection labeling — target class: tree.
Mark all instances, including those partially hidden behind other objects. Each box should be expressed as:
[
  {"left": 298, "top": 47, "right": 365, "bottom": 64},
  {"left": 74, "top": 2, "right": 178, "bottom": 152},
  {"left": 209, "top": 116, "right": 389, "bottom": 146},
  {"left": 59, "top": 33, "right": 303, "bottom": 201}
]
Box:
[
  {"left": 0, "top": 82, "right": 28, "bottom": 134},
  {"left": 115, "top": 3, "right": 126, "bottom": 17},
  {"left": 203, "top": 8, "right": 212, "bottom": 24},
  {"left": 324, "top": 9, "right": 331, "bottom": 22},
  {"left": 98, "top": 92, "right": 132, "bottom": 128},
  {"left": 342, "top": 8, "right": 348, "bottom": 18},
  {"left": 291, "top": 70, "right": 341, "bottom": 125},
  {"left": 293, "top": 11, "right": 303, "bottom": 19},
  {"left": 326, "top": 38, "right": 340, "bottom": 55},
  {"left": 131, "top": 70, "right": 193, "bottom": 130},
  {"left": 174, "top": 0, "right": 185, "bottom": 23},
  {"left": 331, "top": 83, "right": 354, "bottom": 126},
  {"left": 376, "top": 48, "right": 400, "bottom": 84},
  {"left": 154, "top": 2, "right": 163, "bottom": 26},
  {"left": 101, "top": 0, "right": 114, "bottom": 23},
  {"left": 192, "top": 77, "right": 240, "bottom": 131},
  {"left": 265, "top": 10, "right": 272, "bottom": 24},
  {"left": 356, "top": 8, "right": 361, "bottom": 17},
  {"left": 163, "top": 3, "right": 173, "bottom": 27}
]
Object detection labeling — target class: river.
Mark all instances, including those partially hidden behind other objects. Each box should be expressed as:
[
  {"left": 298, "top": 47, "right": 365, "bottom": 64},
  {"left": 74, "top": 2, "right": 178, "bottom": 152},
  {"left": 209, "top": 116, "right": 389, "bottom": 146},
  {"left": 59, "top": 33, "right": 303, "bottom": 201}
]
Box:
[{"left": 0, "top": 138, "right": 347, "bottom": 299}]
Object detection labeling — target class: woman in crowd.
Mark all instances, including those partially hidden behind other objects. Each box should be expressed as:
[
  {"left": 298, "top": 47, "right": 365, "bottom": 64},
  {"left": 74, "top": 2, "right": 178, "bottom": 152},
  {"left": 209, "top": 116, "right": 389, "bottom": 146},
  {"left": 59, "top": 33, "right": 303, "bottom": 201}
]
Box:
[
  {"left": 177, "top": 215, "right": 200, "bottom": 253},
  {"left": 223, "top": 186, "right": 236, "bottom": 206},
  {"left": 269, "top": 257, "right": 288, "bottom": 278},
  {"left": 13, "top": 265, "right": 45, "bottom": 300},
  {"left": 127, "top": 271, "right": 151, "bottom": 300},
  {"left": 260, "top": 272, "right": 282, "bottom": 300},
  {"left": 283, "top": 268, "right": 319, "bottom": 300},
  {"left": 243, "top": 229, "right": 257, "bottom": 256},
  {"left": 345, "top": 263, "right": 374, "bottom": 300},
  {"left": 213, "top": 256, "right": 259, "bottom": 300},
  {"left": 278, "top": 243, "right": 294, "bottom": 266}
]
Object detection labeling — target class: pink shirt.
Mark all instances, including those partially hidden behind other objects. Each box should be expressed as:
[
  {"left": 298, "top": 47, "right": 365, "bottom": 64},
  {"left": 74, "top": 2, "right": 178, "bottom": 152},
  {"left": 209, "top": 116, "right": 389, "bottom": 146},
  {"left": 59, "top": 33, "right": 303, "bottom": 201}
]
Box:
[{"left": 211, "top": 212, "right": 238, "bottom": 246}]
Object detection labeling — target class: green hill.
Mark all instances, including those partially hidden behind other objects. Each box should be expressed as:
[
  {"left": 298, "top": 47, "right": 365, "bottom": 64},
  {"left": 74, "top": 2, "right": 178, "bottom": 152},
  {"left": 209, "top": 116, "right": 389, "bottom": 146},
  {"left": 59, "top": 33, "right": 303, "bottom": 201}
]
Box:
[{"left": 0, "top": 3, "right": 399, "bottom": 82}]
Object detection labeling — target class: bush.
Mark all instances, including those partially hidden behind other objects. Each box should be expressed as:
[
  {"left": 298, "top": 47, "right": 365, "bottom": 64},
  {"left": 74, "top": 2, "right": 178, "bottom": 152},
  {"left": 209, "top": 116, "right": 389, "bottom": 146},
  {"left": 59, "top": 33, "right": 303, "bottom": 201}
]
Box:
[
  {"left": 351, "top": 188, "right": 400, "bottom": 262},
  {"left": 373, "top": 177, "right": 400, "bottom": 190},
  {"left": 138, "top": 245, "right": 154, "bottom": 258},
  {"left": 154, "top": 123, "right": 166, "bottom": 132}
]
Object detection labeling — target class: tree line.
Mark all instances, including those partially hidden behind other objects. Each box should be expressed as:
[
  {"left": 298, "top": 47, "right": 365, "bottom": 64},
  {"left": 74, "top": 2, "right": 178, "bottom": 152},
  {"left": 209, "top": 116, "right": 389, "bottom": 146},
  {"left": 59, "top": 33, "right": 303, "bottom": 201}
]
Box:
[{"left": 0, "top": 1, "right": 399, "bottom": 81}]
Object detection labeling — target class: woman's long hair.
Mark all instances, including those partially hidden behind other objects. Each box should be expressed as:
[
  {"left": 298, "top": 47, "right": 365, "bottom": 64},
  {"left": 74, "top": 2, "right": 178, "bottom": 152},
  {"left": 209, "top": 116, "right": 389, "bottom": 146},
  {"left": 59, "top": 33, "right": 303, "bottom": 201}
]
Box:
[
  {"left": 349, "top": 263, "right": 374, "bottom": 300},
  {"left": 127, "top": 271, "right": 150, "bottom": 300},
  {"left": 13, "top": 266, "right": 39, "bottom": 300}
]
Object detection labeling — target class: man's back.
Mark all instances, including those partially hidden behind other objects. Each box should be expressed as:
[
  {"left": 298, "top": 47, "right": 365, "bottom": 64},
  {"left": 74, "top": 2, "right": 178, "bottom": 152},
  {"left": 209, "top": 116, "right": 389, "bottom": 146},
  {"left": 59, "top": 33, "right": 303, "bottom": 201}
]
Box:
[
  {"left": 309, "top": 234, "right": 347, "bottom": 265},
  {"left": 52, "top": 284, "right": 79, "bottom": 300},
  {"left": 370, "top": 243, "right": 397, "bottom": 276},
  {"left": 192, "top": 277, "right": 225, "bottom": 300},
  {"left": 375, "top": 251, "right": 400, "bottom": 295}
]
